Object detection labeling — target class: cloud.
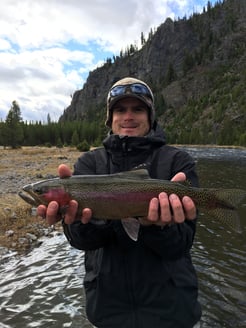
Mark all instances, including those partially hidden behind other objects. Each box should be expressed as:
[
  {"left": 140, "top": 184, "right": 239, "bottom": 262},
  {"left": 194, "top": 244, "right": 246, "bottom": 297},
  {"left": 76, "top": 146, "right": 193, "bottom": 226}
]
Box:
[
  {"left": 0, "top": 46, "right": 95, "bottom": 122},
  {"left": 0, "top": 0, "right": 214, "bottom": 122}
]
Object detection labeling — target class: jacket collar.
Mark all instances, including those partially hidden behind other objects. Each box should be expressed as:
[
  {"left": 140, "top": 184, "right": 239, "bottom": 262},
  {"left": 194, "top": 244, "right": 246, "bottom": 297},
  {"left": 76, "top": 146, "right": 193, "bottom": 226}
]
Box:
[{"left": 103, "top": 122, "right": 166, "bottom": 153}]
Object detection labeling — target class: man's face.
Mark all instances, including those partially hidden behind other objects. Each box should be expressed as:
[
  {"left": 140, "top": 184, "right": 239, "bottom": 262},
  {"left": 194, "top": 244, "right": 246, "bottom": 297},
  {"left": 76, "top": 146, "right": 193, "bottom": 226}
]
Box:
[{"left": 111, "top": 98, "right": 150, "bottom": 136}]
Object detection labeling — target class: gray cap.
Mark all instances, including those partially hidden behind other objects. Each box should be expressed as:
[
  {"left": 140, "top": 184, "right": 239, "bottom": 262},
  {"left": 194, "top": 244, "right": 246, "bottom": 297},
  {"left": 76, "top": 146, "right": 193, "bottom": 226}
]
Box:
[{"left": 105, "top": 77, "right": 155, "bottom": 127}]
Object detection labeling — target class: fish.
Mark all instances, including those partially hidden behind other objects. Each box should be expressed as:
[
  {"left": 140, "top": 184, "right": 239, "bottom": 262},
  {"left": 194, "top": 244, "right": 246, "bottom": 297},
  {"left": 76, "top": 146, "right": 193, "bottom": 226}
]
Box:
[{"left": 19, "top": 169, "right": 246, "bottom": 241}]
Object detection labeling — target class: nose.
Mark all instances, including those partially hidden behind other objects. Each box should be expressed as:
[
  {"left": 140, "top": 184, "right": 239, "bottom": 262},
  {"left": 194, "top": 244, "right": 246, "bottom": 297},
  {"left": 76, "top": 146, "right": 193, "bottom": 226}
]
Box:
[{"left": 123, "top": 108, "right": 134, "bottom": 120}]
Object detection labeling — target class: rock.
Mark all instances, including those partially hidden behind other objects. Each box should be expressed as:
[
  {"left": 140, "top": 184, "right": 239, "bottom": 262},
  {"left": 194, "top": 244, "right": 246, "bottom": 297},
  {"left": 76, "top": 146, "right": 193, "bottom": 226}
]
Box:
[
  {"left": 45, "top": 174, "right": 56, "bottom": 179},
  {"left": 4, "top": 207, "right": 17, "bottom": 219},
  {"left": 31, "top": 207, "right": 37, "bottom": 216},
  {"left": 26, "top": 233, "right": 38, "bottom": 241},
  {"left": 57, "top": 156, "right": 68, "bottom": 160},
  {"left": 10, "top": 212, "right": 17, "bottom": 219},
  {"left": 18, "top": 237, "right": 28, "bottom": 244},
  {"left": 5, "top": 230, "right": 14, "bottom": 237},
  {"left": 43, "top": 228, "right": 53, "bottom": 236},
  {"left": 0, "top": 246, "right": 9, "bottom": 256}
]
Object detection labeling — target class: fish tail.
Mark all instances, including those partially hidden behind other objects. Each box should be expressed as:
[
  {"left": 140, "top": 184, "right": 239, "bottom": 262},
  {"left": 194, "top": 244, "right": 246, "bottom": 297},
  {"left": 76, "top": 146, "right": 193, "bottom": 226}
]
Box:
[
  {"left": 213, "top": 188, "right": 246, "bottom": 210},
  {"left": 205, "top": 189, "right": 246, "bottom": 233},
  {"left": 205, "top": 208, "right": 242, "bottom": 233}
]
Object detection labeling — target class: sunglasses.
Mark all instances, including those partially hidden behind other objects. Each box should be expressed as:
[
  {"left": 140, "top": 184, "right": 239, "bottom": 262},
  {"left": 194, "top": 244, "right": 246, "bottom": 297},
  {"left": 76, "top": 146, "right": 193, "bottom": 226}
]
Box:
[{"left": 109, "top": 83, "right": 153, "bottom": 101}]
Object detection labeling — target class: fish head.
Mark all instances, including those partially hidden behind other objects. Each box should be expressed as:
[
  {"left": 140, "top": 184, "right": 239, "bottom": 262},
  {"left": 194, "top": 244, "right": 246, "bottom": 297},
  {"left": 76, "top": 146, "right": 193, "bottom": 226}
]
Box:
[{"left": 21, "top": 180, "right": 72, "bottom": 207}]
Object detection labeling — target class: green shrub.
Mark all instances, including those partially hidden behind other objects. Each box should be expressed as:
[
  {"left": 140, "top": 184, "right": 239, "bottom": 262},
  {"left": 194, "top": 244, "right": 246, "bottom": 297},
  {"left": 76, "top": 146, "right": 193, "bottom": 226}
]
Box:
[{"left": 77, "top": 140, "right": 90, "bottom": 152}]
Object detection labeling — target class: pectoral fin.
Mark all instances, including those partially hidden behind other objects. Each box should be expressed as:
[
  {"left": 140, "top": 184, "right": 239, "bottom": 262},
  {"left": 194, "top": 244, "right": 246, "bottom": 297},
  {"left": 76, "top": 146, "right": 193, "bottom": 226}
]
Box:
[{"left": 121, "top": 218, "right": 140, "bottom": 241}]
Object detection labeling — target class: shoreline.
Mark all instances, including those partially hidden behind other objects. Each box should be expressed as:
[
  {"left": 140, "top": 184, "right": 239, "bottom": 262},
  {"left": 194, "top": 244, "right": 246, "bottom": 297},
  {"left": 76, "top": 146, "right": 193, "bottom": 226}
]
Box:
[{"left": 173, "top": 144, "right": 246, "bottom": 149}]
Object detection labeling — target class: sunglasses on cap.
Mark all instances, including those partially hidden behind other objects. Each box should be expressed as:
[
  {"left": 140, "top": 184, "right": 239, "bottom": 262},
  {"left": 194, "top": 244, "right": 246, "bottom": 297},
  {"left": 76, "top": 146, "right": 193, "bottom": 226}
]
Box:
[{"left": 109, "top": 83, "right": 153, "bottom": 101}]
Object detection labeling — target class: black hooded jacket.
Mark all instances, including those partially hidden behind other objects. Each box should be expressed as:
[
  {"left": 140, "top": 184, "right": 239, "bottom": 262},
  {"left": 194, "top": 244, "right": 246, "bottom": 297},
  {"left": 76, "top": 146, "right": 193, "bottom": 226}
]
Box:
[{"left": 63, "top": 124, "right": 201, "bottom": 328}]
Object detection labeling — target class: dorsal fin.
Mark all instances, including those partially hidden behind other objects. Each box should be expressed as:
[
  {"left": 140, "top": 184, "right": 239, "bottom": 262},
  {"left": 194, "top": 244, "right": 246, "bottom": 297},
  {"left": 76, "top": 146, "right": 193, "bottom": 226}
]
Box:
[{"left": 115, "top": 169, "right": 150, "bottom": 180}]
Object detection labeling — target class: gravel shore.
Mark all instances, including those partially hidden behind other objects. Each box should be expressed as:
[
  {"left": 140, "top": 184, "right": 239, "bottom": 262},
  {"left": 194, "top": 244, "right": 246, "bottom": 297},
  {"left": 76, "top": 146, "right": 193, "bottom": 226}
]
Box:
[{"left": 0, "top": 147, "right": 80, "bottom": 254}]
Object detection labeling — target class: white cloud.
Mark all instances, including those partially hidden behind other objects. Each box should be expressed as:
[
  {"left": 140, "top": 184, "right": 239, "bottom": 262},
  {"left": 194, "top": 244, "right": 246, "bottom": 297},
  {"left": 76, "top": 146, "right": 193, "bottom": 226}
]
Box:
[{"left": 0, "top": 0, "right": 215, "bottom": 122}]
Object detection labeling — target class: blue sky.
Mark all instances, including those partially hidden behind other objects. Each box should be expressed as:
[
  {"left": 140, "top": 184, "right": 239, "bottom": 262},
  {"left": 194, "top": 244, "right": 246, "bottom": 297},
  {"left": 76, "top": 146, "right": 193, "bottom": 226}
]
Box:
[{"left": 0, "top": 0, "right": 217, "bottom": 122}]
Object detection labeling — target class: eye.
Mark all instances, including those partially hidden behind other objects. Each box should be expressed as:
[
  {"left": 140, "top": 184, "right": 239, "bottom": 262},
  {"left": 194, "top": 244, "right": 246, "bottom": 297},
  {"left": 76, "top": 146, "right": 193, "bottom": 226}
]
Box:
[
  {"left": 34, "top": 185, "right": 50, "bottom": 194},
  {"left": 34, "top": 187, "right": 43, "bottom": 194},
  {"left": 134, "top": 106, "right": 147, "bottom": 113},
  {"left": 34, "top": 187, "right": 44, "bottom": 195},
  {"left": 113, "top": 107, "right": 126, "bottom": 113}
]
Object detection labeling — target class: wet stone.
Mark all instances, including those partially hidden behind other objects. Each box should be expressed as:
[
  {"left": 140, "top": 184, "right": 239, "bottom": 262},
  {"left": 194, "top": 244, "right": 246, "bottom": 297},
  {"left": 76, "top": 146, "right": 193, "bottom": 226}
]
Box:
[{"left": 26, "top": 233, "right": 38, "bottom": 241}]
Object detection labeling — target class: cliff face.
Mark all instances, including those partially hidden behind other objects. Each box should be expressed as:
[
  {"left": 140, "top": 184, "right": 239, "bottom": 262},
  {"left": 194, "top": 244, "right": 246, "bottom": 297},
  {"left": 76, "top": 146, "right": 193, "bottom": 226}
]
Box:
[{"left": 60, "top": 0, "right": 246, "bottom": 145}]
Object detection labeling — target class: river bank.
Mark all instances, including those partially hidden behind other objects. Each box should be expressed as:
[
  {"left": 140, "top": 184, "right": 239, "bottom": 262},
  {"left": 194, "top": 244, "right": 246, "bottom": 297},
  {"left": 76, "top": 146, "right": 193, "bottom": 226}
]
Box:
[{"left": 0, "top": 147, "right": 80, "bottom": 254}]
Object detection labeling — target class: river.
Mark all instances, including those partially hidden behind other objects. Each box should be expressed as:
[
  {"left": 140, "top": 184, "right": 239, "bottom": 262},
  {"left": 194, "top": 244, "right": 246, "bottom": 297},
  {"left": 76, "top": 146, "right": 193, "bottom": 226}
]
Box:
[{"left": 0, "top": 147, "right": 245, "bottom": 328}]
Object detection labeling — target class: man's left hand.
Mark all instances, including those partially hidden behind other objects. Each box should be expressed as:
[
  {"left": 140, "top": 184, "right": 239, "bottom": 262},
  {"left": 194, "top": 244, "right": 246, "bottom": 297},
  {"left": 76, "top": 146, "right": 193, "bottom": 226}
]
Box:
[{"left": 140, "top": 172, "right": 197, "bottom": 226}]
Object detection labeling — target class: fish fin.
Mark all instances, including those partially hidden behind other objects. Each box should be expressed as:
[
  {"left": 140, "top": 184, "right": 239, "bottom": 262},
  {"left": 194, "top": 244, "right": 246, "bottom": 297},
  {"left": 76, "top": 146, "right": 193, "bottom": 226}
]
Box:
[
  {"left": 202, "top": 188, "right": 246, "bottom": 233},
  {"left": 174, "top": 179, "right": 192, "bottom": 187},
  {"left": 204, "top": 208, "right": 242, "bottom": 233},
  {"left": 116, "top": 169, "right": 150, "bottom": 180},
  {"left": 170, "top": 177, "right": 192, "bottom": 187},
  {"left": 121, "top": 218, "right": 140, "bottom": 241},
  {"left": 213, "top": 189, "right": 246, "bottom": 210}
]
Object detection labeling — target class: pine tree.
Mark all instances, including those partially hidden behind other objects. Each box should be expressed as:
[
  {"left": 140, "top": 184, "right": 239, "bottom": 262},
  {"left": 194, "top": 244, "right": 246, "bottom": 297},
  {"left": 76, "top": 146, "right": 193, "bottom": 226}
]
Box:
[
  {"left": 4, "top": 101, "right": 24, "bottom": 148},
  {"left": 47, "top": 113, "right": 51, "bottom": 124},
  {"left": 71, "top": 130, "right": 79, "bottom": 146}
]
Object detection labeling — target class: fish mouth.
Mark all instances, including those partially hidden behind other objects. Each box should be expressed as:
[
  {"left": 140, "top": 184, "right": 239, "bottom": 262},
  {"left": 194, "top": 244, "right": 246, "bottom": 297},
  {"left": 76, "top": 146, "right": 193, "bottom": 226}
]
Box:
[
  {"left": 18, "top": 190, "right": 39, "bottom": 207},
  {"left": 19, "top": 183, "right": 43, "bottom": 207}
]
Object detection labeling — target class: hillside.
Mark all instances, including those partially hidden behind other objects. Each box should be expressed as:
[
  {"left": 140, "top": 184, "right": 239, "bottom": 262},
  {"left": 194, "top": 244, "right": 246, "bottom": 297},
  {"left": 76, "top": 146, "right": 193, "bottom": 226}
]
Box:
[{"left": 59, "top": 0, "right": 246, "bottom": 146}]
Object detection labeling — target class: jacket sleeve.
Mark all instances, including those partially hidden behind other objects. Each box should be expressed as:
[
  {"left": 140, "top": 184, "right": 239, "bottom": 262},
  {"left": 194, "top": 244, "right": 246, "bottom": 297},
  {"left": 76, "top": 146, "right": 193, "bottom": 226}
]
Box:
[
  {"left": 140, "top": 220, "right": 196, "bottom": 260},
  {"left": 63, "top": 220, "right": 116, "bottom": 250},
  {"left": 140, "top": 149, "right": 198, "bottom": 260},
  {"left": 63, "top": 150, "right": 116, "bottom": 250}
]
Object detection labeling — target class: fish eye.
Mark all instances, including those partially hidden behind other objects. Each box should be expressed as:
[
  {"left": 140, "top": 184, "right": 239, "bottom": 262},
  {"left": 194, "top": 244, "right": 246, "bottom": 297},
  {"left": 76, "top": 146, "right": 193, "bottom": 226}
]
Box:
[
  {"left": 34, "top": 186, "right": 47, "bottom": 194},
  {"left": 34, "top": 187, "right": 42, "bottom": 194}
]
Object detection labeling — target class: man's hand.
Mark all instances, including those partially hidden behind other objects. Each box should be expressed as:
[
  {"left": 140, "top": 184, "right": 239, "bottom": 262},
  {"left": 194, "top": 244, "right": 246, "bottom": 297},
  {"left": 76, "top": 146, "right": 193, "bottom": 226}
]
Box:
[
  {"left": 37, "top": 164, "right": 92, "bottom": 225},
  {"left": 140, "top": 172, "right": 196, "bottom": 226}
]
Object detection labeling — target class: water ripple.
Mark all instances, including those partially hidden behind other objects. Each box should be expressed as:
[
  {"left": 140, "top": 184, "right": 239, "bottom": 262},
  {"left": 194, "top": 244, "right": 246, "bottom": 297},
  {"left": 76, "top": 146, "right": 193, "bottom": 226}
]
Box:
[{"left": 0, "top": 234, "right": 92, "bottom": 328}]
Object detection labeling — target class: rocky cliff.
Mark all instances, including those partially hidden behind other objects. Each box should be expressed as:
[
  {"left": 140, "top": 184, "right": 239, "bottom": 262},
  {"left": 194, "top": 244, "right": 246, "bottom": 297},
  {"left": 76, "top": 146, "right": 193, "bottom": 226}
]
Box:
[{"left": 59, "top": 0, "right": 246, "bottom": 145}]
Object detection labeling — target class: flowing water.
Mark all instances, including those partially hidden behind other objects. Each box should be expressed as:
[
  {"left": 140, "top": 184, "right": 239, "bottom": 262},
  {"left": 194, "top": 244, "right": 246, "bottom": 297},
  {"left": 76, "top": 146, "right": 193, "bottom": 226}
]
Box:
[{"left": 0, "top": 147, "right": 245, "bottom": 328}]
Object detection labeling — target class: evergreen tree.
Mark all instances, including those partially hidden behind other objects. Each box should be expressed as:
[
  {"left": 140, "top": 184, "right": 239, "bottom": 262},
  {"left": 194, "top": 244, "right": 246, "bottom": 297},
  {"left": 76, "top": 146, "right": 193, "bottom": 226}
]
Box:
[
  {"left": 71, "top": 130, "right": 79, "bottom": 146},
  {"left": 140, "top": 32, "right": 146, "bottom": 45},
  {"left": 4, "top": 101, "right": 24, "bottom": 148},
  {"left": 0, "top": 121, "right": 6, "bottom": 147},
  {"left": 47, "top": 113, "right": 51, "bottom": 124}
]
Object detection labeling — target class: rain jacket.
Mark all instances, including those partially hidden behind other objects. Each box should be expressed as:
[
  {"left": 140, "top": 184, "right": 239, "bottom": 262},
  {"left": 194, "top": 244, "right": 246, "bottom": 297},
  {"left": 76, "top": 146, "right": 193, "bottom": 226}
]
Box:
[{"left": 63, "top": 123, "right": 202, "bottom": 328}]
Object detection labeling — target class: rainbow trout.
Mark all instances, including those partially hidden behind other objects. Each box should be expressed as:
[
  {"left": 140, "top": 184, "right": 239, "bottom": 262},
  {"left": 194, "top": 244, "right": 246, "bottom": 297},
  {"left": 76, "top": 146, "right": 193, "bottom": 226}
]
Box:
[{"left": 19, "top": 169, "right": 246, "bottom": 240}]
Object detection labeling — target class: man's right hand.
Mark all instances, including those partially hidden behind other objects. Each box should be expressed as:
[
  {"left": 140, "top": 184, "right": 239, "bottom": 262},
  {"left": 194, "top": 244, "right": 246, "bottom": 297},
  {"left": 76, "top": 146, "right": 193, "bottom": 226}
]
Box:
[{"left": 36, "top": 164, "right": 92, "bottom": 225}]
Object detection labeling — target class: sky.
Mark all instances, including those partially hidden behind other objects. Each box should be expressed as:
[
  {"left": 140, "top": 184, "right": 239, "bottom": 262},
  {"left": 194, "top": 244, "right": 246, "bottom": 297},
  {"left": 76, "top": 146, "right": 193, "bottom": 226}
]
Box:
[{"left": 0, "top": 0, "right": 217, "bottom": 122}]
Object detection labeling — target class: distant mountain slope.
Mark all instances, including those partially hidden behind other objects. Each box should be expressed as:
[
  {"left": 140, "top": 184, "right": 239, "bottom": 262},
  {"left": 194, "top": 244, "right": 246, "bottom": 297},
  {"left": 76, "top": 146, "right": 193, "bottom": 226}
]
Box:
[{"left": 60, "top": 0, "right": 246, "bottom": 145}]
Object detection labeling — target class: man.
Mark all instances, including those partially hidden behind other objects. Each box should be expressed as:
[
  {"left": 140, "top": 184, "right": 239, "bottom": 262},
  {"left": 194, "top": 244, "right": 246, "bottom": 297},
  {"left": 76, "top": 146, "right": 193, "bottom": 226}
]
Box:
[{"left": 38, "top": 77, "right": 201, "bottom": 328}]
